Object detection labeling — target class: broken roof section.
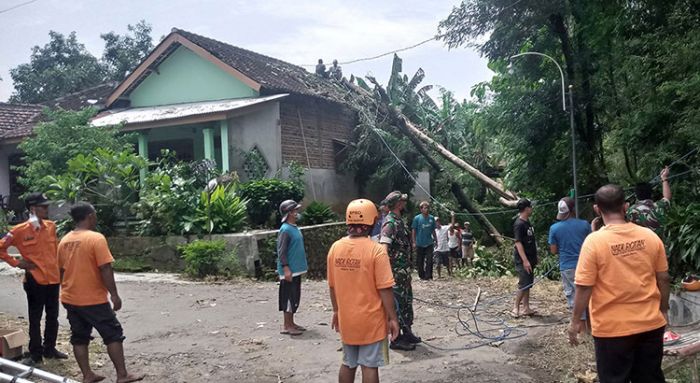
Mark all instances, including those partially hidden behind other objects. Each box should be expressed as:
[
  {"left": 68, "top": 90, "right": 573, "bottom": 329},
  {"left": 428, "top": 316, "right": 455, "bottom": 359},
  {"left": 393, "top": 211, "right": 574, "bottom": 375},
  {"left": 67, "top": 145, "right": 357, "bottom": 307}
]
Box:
[
  {"left": 92, "top": 94, "right": 288, "bottom": 129},
  {"left": 106, "top": 28, "right": 354, "bottom": 108}
]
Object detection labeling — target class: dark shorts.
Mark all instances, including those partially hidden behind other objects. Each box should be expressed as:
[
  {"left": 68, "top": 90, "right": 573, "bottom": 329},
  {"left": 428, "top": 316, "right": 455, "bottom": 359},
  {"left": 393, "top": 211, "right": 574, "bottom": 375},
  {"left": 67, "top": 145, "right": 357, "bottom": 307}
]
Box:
[
  {"left": 449, "top": 247, "right": 461, "bottom": 258},
  {"left": 279, "top": 275, "right": 302, "bottom": 313},
  {"left": 63, "top": 302, "right": 125, "bottom": 345},
  {"left": 515, "top": 262, "right": 535, "bottom": 290},
  {"left": 434, "top": 251, "right": 449, "bottom": 266},
  {"left": 594, "top": 326, "right": 665, "bottom": 383}
]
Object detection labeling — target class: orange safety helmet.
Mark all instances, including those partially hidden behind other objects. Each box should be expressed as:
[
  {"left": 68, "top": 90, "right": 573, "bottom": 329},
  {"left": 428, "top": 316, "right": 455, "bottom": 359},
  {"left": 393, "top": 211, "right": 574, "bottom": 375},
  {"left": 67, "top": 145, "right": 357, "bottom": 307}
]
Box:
[{"left": 346, "top": 199, "right": 378, "bottom": 226}]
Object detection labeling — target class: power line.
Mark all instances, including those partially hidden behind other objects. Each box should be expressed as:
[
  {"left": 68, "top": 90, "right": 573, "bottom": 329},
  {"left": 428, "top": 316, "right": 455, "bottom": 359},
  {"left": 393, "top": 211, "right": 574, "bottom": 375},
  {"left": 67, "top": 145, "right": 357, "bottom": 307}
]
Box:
[
  {"left": 301, "top": 35, "right": 440, "bottom": 67},
  {"left": 0, "top": 0, "right": 39, "bottom": 14}
]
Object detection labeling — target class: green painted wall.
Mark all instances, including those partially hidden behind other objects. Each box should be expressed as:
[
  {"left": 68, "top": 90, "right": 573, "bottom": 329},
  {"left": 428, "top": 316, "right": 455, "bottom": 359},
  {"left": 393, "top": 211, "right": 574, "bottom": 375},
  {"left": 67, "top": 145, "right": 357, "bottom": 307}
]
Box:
[{"left": 129, "top": 46, "right": 258, "bottom": 107}]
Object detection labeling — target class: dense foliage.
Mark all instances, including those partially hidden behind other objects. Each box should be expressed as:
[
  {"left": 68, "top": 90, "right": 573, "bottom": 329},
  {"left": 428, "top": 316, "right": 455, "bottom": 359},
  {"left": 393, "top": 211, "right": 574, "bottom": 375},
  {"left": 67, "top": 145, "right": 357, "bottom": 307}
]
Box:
[
  {"left": 10, "top": 21, "right": 153, "bottom": 103},
  {"left": 17, "top": 108, "right": 134, "bottom": 193},
  {"left": 237, "top": 178, "right": 304, "bottom": 227}
]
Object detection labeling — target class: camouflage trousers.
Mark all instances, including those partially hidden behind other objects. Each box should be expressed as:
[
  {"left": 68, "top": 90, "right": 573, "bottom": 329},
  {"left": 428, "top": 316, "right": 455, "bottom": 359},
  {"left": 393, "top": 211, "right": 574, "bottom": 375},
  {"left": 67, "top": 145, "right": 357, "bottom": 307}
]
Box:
[{"left": 392, "top": 268, "right": 414, "bottom": 327}]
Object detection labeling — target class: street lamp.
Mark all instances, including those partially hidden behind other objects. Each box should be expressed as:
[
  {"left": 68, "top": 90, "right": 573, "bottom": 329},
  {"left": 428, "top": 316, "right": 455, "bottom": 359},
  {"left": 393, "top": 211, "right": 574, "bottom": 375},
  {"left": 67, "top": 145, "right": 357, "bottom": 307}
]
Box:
[{"left": 510, "top": 52, "right": 579, "bottom": 217}]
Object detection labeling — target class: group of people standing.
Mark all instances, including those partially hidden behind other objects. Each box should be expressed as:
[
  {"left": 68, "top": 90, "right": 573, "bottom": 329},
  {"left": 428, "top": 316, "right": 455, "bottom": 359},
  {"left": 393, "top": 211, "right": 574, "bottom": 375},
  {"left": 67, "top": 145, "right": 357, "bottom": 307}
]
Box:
[
  {"left": 509, "top": 167, "right": 674, "bottom": 383},
  {"left": 0, "top": 194, "right": 143, "bottom": 383}
]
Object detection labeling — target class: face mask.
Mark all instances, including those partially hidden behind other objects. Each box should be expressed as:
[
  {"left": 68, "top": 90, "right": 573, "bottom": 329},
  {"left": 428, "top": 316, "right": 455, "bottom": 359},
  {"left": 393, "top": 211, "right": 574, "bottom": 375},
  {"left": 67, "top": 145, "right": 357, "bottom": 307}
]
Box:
[
  {"left": 28, "top": 212, "right": 40, "bottom": 230},
  {"left": 296, "top": 213, "right": 303, "bottom": 221}
]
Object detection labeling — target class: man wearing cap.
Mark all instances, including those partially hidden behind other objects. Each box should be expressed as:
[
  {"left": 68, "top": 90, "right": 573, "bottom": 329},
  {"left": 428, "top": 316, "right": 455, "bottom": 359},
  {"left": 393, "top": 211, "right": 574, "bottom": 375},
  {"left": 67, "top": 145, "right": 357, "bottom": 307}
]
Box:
[
  {"left": 513, "top": 198, "right": 537, "bottom": 317},
  {"left": 548, "top": 197, "right": 591, "bottom": 313},
  {"left": 277, "top": 200, "right": 308, "bottom": 336},
  {"left": 379, "top": 191, "right": 419, "bottom": 351},
  {"left": 0, "top": 193, "right": 68, "bottom": 365}
]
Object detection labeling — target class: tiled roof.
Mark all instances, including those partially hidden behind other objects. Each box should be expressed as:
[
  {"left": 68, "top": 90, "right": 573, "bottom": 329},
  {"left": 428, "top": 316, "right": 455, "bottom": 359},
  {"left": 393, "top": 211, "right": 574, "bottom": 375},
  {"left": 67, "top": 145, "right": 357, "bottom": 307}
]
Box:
[
  {"left": 173, "top": 29, "right": 352, "bottom": 104},
  {"left": 0, "top": 103, "right": 43, "bottom": 140}
]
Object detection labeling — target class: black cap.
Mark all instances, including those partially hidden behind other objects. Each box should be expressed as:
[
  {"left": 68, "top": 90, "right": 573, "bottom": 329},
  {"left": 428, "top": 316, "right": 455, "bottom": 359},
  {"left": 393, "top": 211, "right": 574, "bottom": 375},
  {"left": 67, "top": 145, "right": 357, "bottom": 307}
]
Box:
[
  {"left": 516, "top": 198, "right": 532, "bottom": 212},
  {"left": 25, "top": 192, "right": 50, "bottom": 209}
]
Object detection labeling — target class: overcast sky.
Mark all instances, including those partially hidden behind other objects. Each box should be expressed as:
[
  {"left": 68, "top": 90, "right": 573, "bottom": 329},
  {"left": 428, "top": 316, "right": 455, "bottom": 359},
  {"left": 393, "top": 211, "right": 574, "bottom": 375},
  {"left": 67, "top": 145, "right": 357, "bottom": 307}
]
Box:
[{"left": 0, "top": 0, "right": 493, "bottom": 103}]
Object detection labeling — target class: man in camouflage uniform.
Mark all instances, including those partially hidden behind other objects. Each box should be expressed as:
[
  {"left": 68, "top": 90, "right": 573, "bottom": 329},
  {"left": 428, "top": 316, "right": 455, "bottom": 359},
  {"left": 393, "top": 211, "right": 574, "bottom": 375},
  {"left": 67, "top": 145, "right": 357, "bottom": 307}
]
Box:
[
  {"left": 627, "top": 166, "right": 671, "bottom": 240},
  {"left": 379, "top": 191, "right": 420, "bottom": 351}
]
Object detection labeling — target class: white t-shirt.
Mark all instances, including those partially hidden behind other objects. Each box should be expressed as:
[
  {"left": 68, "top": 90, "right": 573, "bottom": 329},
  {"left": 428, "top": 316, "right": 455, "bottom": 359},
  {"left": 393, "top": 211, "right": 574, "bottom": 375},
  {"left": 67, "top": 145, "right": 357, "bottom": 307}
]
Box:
[
  {"left": 435, "top": 226, "right": 450, "bottom": 252},
  {"left": 448, "top": 229, "right": 460, "bottom": 249}
]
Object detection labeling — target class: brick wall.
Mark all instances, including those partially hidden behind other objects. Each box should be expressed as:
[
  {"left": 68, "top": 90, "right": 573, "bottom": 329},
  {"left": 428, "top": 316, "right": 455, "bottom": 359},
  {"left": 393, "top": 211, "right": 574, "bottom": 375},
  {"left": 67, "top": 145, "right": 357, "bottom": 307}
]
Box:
[{"left": 280, "top": 96, "right": 356, "bottom": 169}]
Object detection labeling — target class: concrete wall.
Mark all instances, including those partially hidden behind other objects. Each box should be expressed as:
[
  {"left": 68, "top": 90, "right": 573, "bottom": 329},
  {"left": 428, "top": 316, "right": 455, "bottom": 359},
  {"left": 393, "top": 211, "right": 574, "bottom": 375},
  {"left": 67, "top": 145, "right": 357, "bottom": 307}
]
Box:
[
  {"left": 303, "top": 168, "right": 359, "bottom": 212},
  {"left": 128, "top": 46, "right": 258, "bottom": 107},
  {"left": 107, "top": 222, "right": 344, "bottom": 276},
  {"left": 228, "top": 102, "right": 281, "bottom": 179}
]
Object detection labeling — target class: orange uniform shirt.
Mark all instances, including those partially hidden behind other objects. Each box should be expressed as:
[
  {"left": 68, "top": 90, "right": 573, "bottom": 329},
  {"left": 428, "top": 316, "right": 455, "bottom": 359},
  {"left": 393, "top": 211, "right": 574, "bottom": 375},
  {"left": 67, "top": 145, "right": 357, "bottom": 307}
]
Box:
[
  {"left": 0, "top": 220, "right": 59, "bottom": 285},
  {"left": 327, "top": 236, "right": 395, "bottom": 345},
  {"left": 58, "top": 230, "right": 115, "bottom": 306},
  {"left": 575, "top": 223, "right": 668, "bottom": 337}
]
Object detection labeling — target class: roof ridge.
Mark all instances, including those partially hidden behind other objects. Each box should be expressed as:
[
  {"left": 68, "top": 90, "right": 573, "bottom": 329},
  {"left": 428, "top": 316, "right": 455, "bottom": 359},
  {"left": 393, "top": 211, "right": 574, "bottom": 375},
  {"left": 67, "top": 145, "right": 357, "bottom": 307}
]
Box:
[{"left": 172, "top": 28, "right": 309, "bottom": 73}]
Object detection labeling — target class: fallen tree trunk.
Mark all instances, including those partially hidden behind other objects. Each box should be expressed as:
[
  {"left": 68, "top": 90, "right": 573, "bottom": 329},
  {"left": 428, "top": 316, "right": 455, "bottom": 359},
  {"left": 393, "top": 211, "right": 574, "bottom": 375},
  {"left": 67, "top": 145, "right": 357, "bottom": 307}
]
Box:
[
  {"left": 399, "top": 115, "right": 519, "bottom": 204},
  {"left": 450, "top": 183, "right": 504, "bottom": 246}
]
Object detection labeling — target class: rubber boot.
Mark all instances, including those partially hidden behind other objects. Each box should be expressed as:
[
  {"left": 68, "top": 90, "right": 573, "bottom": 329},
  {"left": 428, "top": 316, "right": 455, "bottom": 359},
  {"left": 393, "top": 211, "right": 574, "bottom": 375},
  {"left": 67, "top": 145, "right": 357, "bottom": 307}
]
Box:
[
  {"left": 390, "top": 335, "right": 416, "bottom": 351},
  {"left": 402, "top": 326, "right": 422, "bottom": 344}
]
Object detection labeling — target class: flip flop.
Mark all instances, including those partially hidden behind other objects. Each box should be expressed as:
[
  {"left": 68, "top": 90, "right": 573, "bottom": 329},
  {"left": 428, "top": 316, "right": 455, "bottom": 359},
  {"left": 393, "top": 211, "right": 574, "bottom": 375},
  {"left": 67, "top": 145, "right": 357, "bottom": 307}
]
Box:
[
  {"left": 510, "top": 310, "right": 520, "bottom": 318},
  {"left": 280, "top": 329, "right": 303, "bottom": 336},
  {"left": 523, "top": 310, "right": 538, "bottom": 317},
  {"left": 664, "top": 330, "right": 681, "bottom": 346},
  {"left": 294, "top": 325, "right": 307, "bottom": 331},
  {"left": 116, "top": 374, "right": 145, "bottom": 383}
]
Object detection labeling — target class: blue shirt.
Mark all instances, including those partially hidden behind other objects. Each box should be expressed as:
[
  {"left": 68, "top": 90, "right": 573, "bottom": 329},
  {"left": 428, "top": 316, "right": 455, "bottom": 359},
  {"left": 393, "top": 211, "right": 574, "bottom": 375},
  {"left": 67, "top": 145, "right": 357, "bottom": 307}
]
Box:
[
  {"left": 276, "top": 223, "right": 308, "bottom": 278},
  {"left": 412, "top": 214, "right": 436, "bottom": 247},
  {"left": 548, "top": 218, "right": 591, "bottom": 270}
]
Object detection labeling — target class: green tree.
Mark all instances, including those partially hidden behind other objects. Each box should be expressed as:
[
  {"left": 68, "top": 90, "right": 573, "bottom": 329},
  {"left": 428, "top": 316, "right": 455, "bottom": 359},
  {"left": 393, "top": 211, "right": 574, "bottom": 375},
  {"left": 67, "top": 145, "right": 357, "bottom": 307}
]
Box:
[
  {"left": 9, "top": 31, "right": 104, "bottom": 103},
  {"left": 16, "top": 108, "right": 134, "bottom": 192},
  {"left": 101, "top": 20, "right": 154, "bottom": 81}
]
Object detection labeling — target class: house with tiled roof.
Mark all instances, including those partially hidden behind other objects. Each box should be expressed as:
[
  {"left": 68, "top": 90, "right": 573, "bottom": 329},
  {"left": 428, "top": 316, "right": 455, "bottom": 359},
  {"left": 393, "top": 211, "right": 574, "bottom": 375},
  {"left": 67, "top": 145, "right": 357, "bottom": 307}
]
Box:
[{"left": 1, "top": 28, "right": 370, "bottom": 213}]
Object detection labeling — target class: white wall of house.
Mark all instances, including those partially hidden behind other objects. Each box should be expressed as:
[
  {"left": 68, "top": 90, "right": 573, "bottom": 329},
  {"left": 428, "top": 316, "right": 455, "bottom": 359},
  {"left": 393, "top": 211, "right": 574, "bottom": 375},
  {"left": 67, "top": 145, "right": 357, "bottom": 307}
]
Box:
[
  {"left": 228, "top": 102, "right": 282, "bottom": 178},
  {"left": 0, "top": 143, "right": 18, "bottom": 202}
]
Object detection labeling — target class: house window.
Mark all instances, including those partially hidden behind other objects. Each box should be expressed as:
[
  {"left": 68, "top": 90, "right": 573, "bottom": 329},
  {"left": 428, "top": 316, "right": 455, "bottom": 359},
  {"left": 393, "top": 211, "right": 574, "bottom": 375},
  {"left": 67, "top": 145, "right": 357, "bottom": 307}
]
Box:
[
  {"left": 333, "top": 139, "right": 349, "bottom": 171},
  {"left": 242, "top": 146, "right": 270, "bottom": 180}
]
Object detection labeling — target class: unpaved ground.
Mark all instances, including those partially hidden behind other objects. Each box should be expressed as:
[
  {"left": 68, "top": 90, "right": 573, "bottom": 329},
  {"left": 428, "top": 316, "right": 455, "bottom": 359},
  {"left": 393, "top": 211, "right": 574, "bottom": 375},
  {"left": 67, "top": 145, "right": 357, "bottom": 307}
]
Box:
[{"left": 0, "top": 268, "right": 597, "bottom": 382}]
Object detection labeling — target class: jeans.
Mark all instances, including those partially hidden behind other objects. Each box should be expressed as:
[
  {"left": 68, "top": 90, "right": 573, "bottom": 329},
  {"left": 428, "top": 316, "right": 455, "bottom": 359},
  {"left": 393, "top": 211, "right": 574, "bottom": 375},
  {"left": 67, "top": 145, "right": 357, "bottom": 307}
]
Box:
[
  {"left": 23, "top": 272, "right": 60, "bottom": 358},
  {"left": 415, "top": 245, "right": 434, "bottom": 280},
  {"left": 561, "top": 268, "right": 587, "bottom": 320}
]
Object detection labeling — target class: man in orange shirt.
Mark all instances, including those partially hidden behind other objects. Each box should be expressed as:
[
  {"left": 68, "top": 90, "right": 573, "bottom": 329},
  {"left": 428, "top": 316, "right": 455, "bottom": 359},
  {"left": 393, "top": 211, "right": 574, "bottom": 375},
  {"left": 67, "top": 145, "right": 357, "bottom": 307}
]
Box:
[
  {"left": 58, "top": 202, "right": 143, "bottom": 383},
  {"left": 0, "top": 192, "right": 67, "bottom": 365},
  {"left": 568, "top": 184, "right": 670, "bottom": 382},
  {"left": 327, "top": 199, "right": 399, "bottom": 383}
]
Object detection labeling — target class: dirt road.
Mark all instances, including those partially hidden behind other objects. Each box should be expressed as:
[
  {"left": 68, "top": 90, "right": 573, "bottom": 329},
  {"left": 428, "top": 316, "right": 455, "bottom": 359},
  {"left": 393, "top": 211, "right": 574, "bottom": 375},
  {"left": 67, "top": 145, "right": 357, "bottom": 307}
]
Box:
[{"left": 0, "top": 269, "right": 593, "bottom": 382}]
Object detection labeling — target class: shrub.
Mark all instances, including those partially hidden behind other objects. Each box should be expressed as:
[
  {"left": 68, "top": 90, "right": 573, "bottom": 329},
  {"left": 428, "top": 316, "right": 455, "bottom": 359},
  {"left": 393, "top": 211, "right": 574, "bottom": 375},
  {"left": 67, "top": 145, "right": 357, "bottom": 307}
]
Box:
[
  {"left": 179, "top": 240, "right": 226, "bottom": 278},
  {"left": 217, "top": 248, "right": 245, "bottom": 278},
  {"left": 666, "top": 203, "right": 700, "bottom": 275},
  {"left": 187, "top": 185, "right": 248, "bottom": 234},
  {"left": 238, "top": 178, "right": 304, "bottom": 227},
  {"left": 299, "top": 201, "right": 337, "bottom": 225}
]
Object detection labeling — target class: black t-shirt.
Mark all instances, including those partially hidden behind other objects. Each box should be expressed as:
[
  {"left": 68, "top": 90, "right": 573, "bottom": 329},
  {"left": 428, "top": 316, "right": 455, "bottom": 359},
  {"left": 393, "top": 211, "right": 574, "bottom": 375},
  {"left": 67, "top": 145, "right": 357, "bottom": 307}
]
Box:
[{"left": 513, "top": 218, "right": 537, "bottom": 265}]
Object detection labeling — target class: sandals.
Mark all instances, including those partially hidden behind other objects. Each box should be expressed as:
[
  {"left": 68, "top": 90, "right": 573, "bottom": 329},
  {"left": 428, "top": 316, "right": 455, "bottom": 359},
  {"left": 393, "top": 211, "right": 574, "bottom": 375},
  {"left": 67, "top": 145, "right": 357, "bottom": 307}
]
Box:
[
  {"left": 280, "top": 329, "right": 303, "bottom": 336},
  {"left": 664, "top": 330, "right": 681, "bottom": 346}
]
